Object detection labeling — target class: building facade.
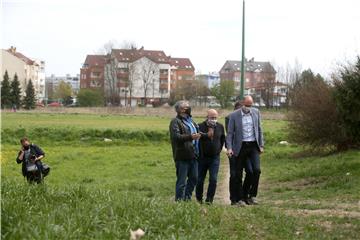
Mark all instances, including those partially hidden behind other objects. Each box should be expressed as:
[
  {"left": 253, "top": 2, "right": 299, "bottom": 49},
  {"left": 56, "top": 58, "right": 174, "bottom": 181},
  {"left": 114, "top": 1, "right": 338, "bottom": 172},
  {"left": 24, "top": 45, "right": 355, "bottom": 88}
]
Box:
[
  {"left": 80, "top": 55, "right": 106, "bottom": 91},
  {"left": 80, "top": 47, "right": 195, "bottom": 106},
  {"left": 219, "top": 58, "right": 286, "bottom": 107},
  {"left": 45, "top": 74, "right": 80, "bottom": 100},
  {"left": 196, "top": 72, "right": 220, "bottom": 89},
  {"left": 1, "top": 47, "right": 46, "bottom": 102}
]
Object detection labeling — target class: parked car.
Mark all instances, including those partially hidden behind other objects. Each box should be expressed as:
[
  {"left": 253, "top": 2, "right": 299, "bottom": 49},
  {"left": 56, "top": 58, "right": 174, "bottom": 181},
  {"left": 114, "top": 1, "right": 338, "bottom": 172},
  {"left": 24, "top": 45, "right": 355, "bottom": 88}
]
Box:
[
  {"left": 209, "top": 102, "right": 221, "bottom": 108},
  {"left": 47, "top": 102, "right": 63, "bottom": 107},
  {"left": 36, "top": 102, "right": 45, "bottom": 107}
]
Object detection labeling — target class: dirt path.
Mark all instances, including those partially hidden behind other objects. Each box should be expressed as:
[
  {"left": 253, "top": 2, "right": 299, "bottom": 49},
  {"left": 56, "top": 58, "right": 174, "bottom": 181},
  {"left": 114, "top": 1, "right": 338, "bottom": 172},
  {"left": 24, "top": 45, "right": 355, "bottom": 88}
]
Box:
[{"left": 214, "top": 152, "right": 231, "bottom": 205}]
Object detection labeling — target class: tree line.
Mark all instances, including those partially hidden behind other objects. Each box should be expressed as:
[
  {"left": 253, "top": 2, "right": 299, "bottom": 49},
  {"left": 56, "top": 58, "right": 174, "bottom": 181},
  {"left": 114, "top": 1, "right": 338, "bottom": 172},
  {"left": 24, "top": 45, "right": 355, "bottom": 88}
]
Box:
[{"left": 1, "top": 70, "right": 36, "bottom": 110}]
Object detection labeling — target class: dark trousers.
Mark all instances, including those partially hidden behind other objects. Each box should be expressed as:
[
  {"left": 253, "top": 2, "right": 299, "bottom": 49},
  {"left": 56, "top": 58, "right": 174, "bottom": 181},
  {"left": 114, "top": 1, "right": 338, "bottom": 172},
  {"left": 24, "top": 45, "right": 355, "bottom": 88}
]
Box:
[
  {"left": 175, "top": 159, "right": 198, "bottom": 201},
  {"left": 239, "top": 142, "right": 261, "bottom": 198},
  {"left": 229, "top": 155, "right": 245, "bottom": 203},
  {"left": 196, "top": 155, "right": 220, "bottom": 203}
]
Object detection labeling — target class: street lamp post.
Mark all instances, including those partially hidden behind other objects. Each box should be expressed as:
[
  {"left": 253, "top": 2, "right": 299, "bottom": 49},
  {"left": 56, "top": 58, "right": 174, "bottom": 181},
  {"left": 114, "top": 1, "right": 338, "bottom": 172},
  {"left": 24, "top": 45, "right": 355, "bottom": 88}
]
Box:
[{"left": 240, "top": 0, "right": 246, "bottom": 99}]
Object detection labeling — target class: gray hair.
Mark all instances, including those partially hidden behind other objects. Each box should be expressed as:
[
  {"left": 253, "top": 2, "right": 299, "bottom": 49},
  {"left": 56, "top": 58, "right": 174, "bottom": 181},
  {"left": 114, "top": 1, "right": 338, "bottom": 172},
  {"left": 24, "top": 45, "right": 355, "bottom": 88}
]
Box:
[{"left": 174, "top": 100, "right": 190, "bottom": 113}]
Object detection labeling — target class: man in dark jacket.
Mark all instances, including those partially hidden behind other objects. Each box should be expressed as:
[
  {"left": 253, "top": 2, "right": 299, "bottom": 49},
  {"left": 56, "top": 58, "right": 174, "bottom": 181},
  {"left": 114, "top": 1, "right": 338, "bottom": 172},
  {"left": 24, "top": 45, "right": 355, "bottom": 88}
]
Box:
[
  {"left": 196, "top": 109, "right": 225, "bottom": 204},
  {"left": 169, "top": 101, "right": 202, "bottom": 201},
  {"left": 16, "top": 137, "right": 46, "bottom": 182}
]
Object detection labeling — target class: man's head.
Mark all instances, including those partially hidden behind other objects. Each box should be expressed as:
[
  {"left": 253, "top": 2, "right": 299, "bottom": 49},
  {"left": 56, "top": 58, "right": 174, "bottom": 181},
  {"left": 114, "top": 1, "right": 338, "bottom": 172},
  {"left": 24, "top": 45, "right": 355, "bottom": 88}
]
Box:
[
  {"left": 174, "top": 100, "right": 191, "bottom": 117},
  {"left": 242, "top": 96, "right": 253, "bottom": 114},
  {"left": 207, "top": 109, "right": 218, "bottom": 126},
  {"left": 243, "top": 95, "right": 253, "bottom": 107},
  {"left": 20, "top": 137, "right": 30, "bottom": 150}
]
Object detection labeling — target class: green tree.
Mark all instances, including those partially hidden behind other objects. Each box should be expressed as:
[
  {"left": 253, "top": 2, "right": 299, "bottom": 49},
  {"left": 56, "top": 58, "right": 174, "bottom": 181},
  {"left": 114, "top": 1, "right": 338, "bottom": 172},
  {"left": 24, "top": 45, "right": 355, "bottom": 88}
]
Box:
[
  {"left": 333, "top": 56, "right": 360, "bottom": 146},
  {"left": 77, "top": 89, "right": 104, "bottom": 107},
  {"left": 23, "top": 79, "right": 36, "bottom": 109},
  {"left": 1, "top": 70, "right": 12, "bottom": 108},
  {"left": 210, "top": 80, "right": 235, "bottom": 108},
  {"left": 11, "top": 73, "right": 22, "bottom": 109},
  {"left": 54, "top": 81, "right": 73, "bottom": 105}
]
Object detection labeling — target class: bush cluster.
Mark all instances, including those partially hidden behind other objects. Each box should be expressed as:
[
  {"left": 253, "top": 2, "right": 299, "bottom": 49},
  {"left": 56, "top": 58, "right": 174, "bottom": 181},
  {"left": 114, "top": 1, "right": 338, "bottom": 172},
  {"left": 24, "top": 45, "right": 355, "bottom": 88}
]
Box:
[{"left": 288, "top": 57, "right": 360, "bottom": 150}]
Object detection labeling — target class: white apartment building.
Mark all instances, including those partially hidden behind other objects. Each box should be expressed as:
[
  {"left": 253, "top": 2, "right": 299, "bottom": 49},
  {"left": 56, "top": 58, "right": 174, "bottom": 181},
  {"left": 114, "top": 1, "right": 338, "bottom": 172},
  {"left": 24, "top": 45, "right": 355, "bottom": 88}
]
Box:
[{"left": 1, "top": 47, "right": 46, "bottom": 101}]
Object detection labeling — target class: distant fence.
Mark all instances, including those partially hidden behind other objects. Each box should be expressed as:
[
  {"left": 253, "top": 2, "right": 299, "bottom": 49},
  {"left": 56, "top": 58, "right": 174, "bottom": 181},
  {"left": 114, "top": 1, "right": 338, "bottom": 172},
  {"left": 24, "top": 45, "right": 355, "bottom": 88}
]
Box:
[{"left": 2, "top": 107, "right": 285, "bottom": 120}]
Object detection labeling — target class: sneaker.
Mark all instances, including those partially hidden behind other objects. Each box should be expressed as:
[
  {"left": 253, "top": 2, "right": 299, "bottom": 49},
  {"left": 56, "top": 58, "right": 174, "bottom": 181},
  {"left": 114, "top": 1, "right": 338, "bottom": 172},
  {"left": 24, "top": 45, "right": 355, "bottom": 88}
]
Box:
[
  {"left": 235, "top": 200, "right": 247, "bottom": 207},
  {"left": 246, "top": 197, "right": 258, "bottom": 205}
]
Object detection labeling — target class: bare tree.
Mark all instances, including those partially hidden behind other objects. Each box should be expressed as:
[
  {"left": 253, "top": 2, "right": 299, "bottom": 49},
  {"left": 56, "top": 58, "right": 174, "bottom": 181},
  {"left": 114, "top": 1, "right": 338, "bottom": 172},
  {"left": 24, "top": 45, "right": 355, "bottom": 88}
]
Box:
[
  {"left": 122, "top": 61, "right": 137, "bottom": 107},
  {"left": 260, "top": 63, "right": 276, "bottom": 108},
  {"left": 100, "top": 40, "right": 139, "bottom": 106},
  {"left": 120, "top": 40, "right": 138, "bottom": 50},
  {"left": 141, "top": 60, "right": 157, "bottom": 105},
  {"left": 104, "top": 55, "right": 120, "bottom": 105},
  {"left": 95, "top": 40, "right": 119, "bottom": 55}
]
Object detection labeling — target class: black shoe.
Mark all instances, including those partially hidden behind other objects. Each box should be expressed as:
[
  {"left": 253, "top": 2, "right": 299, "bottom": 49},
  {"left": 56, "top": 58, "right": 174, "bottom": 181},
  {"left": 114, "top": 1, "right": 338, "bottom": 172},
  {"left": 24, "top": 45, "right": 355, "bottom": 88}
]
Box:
[{"left": 205, "top": 198, "right": 213, "bottom": 205}]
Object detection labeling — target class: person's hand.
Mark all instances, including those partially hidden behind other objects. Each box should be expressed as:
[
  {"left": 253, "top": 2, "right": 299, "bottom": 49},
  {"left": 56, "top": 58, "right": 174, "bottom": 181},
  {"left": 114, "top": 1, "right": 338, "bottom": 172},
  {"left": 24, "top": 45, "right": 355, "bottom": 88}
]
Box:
[
  {"left": 191, "top": 133, "right": 201, "bottom": 140},
  {"left": 259, "top": 147, "right": 264, "bottom": 154},
  {"left": 227, "top": 149, "right": 233, "bottom": 157}
]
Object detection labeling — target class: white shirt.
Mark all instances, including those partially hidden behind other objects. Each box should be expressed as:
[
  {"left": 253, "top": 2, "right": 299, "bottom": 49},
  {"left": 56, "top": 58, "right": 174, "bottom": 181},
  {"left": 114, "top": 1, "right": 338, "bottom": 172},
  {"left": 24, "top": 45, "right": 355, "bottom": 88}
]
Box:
[{"left": 241, "top": 110, "right": 256, "bottom": 142}]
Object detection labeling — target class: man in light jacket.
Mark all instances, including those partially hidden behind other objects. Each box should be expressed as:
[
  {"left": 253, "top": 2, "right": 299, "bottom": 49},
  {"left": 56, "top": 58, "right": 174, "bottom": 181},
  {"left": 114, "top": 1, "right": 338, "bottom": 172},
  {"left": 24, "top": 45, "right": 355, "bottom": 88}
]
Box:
[{"left": 226, "top": 96, "right": 264, "bottom": 205}]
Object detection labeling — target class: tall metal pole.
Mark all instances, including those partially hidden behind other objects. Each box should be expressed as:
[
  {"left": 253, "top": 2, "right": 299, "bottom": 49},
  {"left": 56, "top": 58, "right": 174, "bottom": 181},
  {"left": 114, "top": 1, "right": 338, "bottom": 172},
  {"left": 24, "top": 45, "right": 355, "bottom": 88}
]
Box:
[{"left": 240, "top": 0, "right": 246, "bottom": 99}]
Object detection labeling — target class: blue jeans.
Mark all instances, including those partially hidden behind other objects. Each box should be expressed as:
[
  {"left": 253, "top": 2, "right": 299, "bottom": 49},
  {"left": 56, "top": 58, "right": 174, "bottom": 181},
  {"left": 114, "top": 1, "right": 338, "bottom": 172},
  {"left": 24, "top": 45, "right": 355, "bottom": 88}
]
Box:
[
  {"left": 195, "top": 155, "right": 220, "bottom": 203},
  {"left": 175, "top": 159, "right": 198, "bottom": 201}
]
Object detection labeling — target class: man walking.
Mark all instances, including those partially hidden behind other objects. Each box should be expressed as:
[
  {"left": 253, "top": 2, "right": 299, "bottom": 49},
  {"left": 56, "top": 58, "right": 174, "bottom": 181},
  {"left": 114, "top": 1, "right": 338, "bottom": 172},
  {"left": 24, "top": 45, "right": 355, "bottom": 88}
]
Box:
[
  {"left": 225, "top": 101, "right": 244, "bottom": 205},
  {"left": 196, "top": 109, "right": 225, "bottom": 204},
  {"left": 226, "top": 96, "right": 264, "bottom": 205},
  {"left": 169, "top": 101, "right": 201, "bottom": 201}
]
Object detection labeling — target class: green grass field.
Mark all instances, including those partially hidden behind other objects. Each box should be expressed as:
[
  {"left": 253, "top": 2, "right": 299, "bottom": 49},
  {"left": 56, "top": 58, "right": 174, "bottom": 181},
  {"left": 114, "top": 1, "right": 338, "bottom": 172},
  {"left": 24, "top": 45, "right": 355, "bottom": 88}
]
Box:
[{"left": 1, "top": 112, "right": 359, "bottom": 239}]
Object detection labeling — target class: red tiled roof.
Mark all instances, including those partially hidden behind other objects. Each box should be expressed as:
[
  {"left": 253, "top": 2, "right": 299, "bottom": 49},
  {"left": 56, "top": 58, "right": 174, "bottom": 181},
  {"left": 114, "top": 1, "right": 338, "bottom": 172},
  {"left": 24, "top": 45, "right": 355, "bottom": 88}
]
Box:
[
  {"left": 169, "top": 58, "right": 194, "bottom": 70},
  {"left": 112, "top": 48, "right": 169, "bottom": 64},
  {"left": 7, "top": 49, "right": 34, "bottom": 65},
  {"left": 84, "top": 55, "right": 106, "bottom": 67}
]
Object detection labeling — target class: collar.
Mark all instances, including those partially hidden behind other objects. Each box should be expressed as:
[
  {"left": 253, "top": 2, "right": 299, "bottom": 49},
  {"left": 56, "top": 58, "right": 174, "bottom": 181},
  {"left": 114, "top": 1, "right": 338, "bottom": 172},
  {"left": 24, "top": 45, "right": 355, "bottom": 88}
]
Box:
[
  {"left": 241, "top": 109, "right": 252, "bottom": 116},
  {"left": 177, "top": 114, "right": 192, "bottom": 120}
]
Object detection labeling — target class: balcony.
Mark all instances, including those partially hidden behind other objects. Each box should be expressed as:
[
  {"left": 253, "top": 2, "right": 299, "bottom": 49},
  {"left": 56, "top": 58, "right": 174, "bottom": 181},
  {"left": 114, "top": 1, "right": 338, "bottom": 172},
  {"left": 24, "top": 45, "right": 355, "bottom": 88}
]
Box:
[
  {"left": 160, "top": 73, "right": 168, "bottom": 80},
  {"left": 160, "top": 83, "right": 168, "bottom": 89}
]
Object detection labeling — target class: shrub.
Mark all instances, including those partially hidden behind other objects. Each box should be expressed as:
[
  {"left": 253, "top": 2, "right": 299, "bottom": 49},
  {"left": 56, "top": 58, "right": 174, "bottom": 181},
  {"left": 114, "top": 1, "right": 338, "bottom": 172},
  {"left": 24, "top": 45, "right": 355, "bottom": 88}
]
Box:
[
  {"left": 333, "top": 56, "right": 360, "bottom": 147},
  {"left": 77, "top": 89, "right": 104, "bottom": 107},
  {"left": 287, "top": 70, "right": 347, "bottom": 150}
]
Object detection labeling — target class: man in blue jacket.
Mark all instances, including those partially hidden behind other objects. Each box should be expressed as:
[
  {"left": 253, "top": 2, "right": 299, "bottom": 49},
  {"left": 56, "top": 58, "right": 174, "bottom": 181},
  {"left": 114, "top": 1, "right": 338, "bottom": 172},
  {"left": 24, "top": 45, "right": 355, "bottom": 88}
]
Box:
[{"left": 169, "top": 101, "right": 202, "bottom": 201}]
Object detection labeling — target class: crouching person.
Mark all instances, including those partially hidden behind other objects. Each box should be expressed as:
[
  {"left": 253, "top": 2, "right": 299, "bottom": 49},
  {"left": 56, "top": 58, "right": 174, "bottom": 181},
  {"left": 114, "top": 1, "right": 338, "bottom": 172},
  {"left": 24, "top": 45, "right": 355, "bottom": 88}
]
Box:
[{"left": 16, "top": 137, "right": 50, "bottom": 183}]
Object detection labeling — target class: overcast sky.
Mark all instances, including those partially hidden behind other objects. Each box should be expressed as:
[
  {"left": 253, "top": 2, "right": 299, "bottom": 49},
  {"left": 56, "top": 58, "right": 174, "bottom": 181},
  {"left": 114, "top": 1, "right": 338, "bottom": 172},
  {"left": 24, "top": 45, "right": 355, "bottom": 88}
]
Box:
[{"left": 2, "top": 0, "right": 360, "bottom": 78}]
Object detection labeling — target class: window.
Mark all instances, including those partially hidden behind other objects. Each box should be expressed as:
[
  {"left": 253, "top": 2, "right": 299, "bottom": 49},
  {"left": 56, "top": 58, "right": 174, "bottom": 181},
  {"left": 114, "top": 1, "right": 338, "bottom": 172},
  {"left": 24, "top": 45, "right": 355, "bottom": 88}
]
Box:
[
  {"left": 90, "top": 80, "right": 100, "bottom": 87},
  {"left": 91, "top": 72, "right": 101, "bottom": 78},
  {"left": 118, "top": 68, "right": 129, "bottom": 73}
]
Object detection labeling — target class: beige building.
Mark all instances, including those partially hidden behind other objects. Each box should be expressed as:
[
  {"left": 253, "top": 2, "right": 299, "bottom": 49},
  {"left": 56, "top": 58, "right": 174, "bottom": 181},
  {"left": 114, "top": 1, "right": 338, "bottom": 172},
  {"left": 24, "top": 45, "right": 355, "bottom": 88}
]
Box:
[{"left": 1, "top": 46, "right": 45, "bottom": 101}]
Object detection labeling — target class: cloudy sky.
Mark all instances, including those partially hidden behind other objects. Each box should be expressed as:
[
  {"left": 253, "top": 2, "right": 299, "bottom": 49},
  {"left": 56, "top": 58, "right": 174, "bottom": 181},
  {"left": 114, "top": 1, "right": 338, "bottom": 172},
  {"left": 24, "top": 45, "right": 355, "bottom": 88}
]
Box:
[{"left": 2, "top": 0, "right": 360, "bottom": 78}]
